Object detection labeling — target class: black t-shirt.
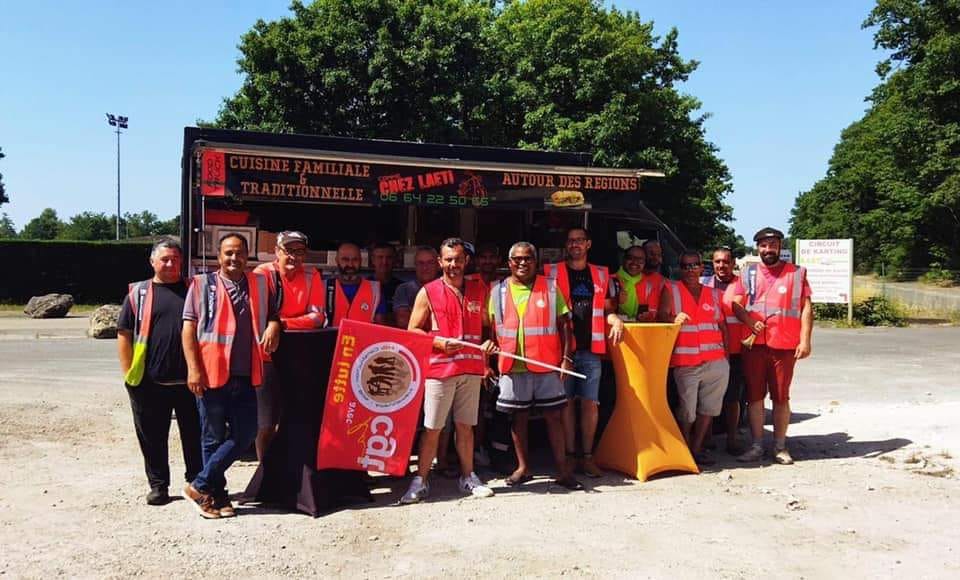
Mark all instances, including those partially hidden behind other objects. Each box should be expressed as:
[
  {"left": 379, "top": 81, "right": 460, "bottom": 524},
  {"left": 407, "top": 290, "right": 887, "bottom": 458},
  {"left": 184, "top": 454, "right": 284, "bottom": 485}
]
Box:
[
  {"left": 568, "top": 267, "right": 595, "bottom": 351},
  {"left": 118, "top": 281, "right": 188, "bottom": 384}
]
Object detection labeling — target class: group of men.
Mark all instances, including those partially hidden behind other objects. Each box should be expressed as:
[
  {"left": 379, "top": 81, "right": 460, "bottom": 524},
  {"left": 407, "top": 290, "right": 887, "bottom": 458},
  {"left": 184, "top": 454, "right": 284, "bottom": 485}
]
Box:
[{"left": 117, "top": 224, "right": 812, "bottom": 518}]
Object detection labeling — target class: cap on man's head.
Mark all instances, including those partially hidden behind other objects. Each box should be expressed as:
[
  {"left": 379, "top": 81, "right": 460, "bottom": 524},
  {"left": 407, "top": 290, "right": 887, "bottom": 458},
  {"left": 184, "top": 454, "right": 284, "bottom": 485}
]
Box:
[
  {"left": 753, "top": 227, "right": 784, "bottom": 243},
  {"left": 463, "top": 241, "right": 476, "bottom": 256},
  {"left": 277, "top": 230, "right": 309, "bottom": 248}
]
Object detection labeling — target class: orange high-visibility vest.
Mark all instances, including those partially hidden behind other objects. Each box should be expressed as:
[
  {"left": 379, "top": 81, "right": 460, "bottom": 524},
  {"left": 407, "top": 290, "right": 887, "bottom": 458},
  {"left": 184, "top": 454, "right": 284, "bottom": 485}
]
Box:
[
  {"left": 327, "top": 278, "right": 380, "bottom": 327},
  {"left": 192, "top": 271, "right": 270, "bottom": 388},
  {"left": 491, "top": 276, "right": 561, "bottom": 374},
  {"left": 254, "top": 262, "right": 326, "bottom": 330},
  {"left": 668, "top": 281, "right": 725, "bottom": 367},
  {"left": 742, "top": 263, "right": 807, "bottom": 349},
  {"left": 424, "top": 278, "right": 486, "bottom": 378},
  {"left": 703, "top": 275, "right": 747, "bottom": 355},
  {"left": 544, "top": 262, "right": 608, "bottom": 354}
]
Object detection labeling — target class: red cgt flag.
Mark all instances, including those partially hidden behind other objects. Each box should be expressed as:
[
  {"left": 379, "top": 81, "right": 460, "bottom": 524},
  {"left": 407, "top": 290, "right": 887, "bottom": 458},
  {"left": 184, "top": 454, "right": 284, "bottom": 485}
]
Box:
[{"left": 317, "top": 320, "right": 434, "bottom": 476}]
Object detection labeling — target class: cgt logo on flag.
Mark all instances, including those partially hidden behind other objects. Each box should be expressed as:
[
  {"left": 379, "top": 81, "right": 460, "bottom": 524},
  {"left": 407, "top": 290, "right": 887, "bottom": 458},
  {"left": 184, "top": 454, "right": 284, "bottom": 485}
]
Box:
[{"left": 317, "top": 320, "right": 433, "bottom": 476}]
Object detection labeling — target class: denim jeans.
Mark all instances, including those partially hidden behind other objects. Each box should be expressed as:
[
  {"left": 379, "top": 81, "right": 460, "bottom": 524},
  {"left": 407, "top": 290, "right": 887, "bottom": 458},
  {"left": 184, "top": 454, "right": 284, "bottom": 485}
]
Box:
[
  {"left": 563, "top": 350, "right": 603, "bottom": 402},
  {"left": 193, "top": 376, "right": 257, "bottom": 494}
]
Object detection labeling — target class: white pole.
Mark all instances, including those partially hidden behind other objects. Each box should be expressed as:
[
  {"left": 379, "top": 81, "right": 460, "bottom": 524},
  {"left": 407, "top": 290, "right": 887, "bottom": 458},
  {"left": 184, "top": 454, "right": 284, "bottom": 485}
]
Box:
[
  {"left": 848, "top": 238, "right": 854, "bottom": 325},
  {"left": 445, "top": 338, "right": 587, "bottom": 379}
]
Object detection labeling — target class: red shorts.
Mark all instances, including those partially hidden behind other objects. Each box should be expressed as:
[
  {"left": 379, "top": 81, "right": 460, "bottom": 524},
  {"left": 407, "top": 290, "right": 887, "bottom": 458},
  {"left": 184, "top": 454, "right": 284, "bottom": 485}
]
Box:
[{"left": 742, "top": 345, "right": 796, "bottom": 403}]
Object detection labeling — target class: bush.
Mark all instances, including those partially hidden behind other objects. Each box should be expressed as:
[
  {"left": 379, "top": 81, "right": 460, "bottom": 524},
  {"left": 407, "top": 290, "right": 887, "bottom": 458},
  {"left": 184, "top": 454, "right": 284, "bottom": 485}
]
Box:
[
  {"left": 854, "top": 296, "right": 906, "bottom": 326},
  {"left": 815, "top": 296, "right": 905, "bottom": 327},
  {"left": 918, "top": 268, "right": 958, "bottom": 288}
]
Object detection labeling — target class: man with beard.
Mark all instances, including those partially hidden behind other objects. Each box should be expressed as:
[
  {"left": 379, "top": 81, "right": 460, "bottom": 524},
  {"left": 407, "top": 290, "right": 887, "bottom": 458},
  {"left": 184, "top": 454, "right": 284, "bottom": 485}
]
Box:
[
  {"left": 489, "top": 242, "right": 581, "bottom": 490},
  {"left": 325, "top": 242, "right": 386, "bottom": 327},
  {"left": 467, "top": 243, "right": 503, "bottom": 290},
  {"left": 252, "top": 231, "right": 325, "bottom": 460},
  {"left": 182, "top": 233, "right": 281, "bottom": 518},
  {"left": 642, "top": 239, "right": 668, "bottom": 319},
  {"left": 704, "top": 247, "right": 749, "bottom": 454},
  {"left": 730, "top": 228, "right": 813, "bottom": 465},
  {"left": 393, "top": 246, "right": 440, "bottom": 329},
  {"left": 544, "top": 228, "right": 622, "bottom": 478},
  {"left": 117, "top": 238, "right": 201, "bottom": 506},
  {"left": 401, "top": 238, "right": 496, "bottom": 503},
  {"left": 369, "top": 242, "right": 405, "bottom": 326},
  {"left": 614, "top": 245, "right": 660, "bottom": 322}
]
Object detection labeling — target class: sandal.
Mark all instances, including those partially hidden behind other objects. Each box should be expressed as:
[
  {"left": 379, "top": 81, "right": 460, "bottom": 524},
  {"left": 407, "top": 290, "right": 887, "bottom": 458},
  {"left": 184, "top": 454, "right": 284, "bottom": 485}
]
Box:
[{"left": 505, "top": 473, "right": 533, "bottom": 486}]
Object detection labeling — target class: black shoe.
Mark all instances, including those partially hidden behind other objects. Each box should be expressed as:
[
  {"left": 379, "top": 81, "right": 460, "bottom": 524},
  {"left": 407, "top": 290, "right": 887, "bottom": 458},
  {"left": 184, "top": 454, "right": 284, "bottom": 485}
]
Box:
[{"left": 146, "top": 488, "right": 170, "bottom": 506}]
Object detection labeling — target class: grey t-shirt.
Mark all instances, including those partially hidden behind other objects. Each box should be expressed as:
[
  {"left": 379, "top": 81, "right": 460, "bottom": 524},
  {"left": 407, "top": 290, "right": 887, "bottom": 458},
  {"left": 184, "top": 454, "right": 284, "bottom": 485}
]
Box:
[
  {"left": 393, "top": 279, "right": 423, "bottom": 313},
  {"left": 183, "top": 274, "right": 252, "bottom": 378}
]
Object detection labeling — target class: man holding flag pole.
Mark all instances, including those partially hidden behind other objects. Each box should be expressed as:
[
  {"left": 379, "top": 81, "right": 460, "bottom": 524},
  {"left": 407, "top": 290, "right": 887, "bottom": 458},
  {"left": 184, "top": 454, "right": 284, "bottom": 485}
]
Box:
[
  {"left": 401, "top": 238, "right": 497, "bottom": 504},
  {"left": 487, "top": 241, "right": 583, "bottom": 491}
]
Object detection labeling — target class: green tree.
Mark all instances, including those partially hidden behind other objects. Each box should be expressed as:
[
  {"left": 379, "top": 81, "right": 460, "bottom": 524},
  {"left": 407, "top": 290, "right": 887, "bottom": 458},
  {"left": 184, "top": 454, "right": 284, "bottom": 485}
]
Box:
[
  {"left": 0, "top": 213, "right": 16, "bottom": 239},
  {"left": 211, "top": 0, "right": 733, "bottom": 249},
  {"left": 791, "top": 0, "right": 960, "bottom": 275},
  {"left": 0, "top": 147, "right": 8, "bottom": 207},
  {"left": 20, "top": 208, "right": 63, "bottom": 240},
  {"left": 59, "top": 212, "right": 115, "bottom": 240}
]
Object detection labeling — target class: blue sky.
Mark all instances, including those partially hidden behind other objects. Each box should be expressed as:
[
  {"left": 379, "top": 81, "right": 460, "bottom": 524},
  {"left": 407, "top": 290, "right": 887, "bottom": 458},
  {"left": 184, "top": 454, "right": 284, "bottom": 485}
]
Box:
[{"left": 1, "top": 1, "right": 881, "bottom": 242}]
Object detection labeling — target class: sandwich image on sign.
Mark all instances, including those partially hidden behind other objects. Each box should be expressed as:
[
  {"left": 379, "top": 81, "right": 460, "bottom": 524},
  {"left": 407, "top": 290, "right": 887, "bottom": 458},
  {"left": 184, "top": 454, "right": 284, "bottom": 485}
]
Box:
[{"left": 550, "top": 190, "right": 585, "bottom": 208}]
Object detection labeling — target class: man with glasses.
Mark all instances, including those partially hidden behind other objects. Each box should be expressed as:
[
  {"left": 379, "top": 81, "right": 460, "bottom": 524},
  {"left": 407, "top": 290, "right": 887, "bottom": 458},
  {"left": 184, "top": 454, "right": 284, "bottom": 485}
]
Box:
[
  {"left": 253, "top": 231, "right": 325, "bottom": 460},
  {"left": 489, "top": 242, "right": 581, "bottom": 490},
  {"left": 544, "top": 228, "right": 622, "bottom": 478},
  {"left": 658, "top": 251, "right": 729, "bottom": 466},
  {"left": 614, "top": 245, "right": 660, "bottom": 322},
  {"left": 703, "top": 247, "right": 749, "bottom": 454},
  {"left": 729, "top": 228, "right": 813, "bottom": 465}
]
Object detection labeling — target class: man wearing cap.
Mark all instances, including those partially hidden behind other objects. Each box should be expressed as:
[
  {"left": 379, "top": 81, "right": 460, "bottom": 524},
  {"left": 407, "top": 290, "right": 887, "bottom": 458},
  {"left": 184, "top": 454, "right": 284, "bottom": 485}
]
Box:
[
  {"left": 252, "top": 231, "right": 325, "bottom": 460},
  {"left": 489, "top": 241, "right": 581, "bottom": 490},
  {"left": 730, "top": 227, "right": 813, "bottom": 465},
  {"left": 642, "top": 239, "right": 668, "bottom": 310},
  {"left": 393, "top": 246, "right": 440, "bottom": 329},
  {"left": 117, "top": 238, "right": 201, "bottom": 506},
  {"left": 325, "top": 242, "right": 386, "bottom": 327},
  {"left": 614, "top": 245, "right": 660, "bottom": 322},
  {"left": 369, "top": 242, "right": 405, "bottom": 326},
  {"left": 544, "top": 227, "right": 622, "bottom": 478},
  {"left": 704, "top": 246, "right": 748, "bottom": 454},
  {"left": 658, "top": 250, "right": 729, "bottom": 466},
  {"left": 401, "top": 238, "right": 496, "bottom": 503}
]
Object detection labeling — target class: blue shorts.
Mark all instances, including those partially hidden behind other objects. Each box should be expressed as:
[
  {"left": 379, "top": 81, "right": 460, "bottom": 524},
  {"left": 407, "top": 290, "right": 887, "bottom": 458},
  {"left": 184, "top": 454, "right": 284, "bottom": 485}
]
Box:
[{"left": 564, "top": 350, "right": 602, "bottom": 402}]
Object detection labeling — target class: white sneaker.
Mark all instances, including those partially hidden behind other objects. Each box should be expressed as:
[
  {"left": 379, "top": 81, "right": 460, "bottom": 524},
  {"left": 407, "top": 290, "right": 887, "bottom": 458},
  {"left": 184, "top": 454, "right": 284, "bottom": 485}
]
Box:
[
  {"left": 737, "top": 443, "right": 765, "bottom": 463},
  {"left": 400, "top": 476, "right": 430, "bottom": 504},
  {"left": 474, "top": 447, "right": 492, "bottom": 468},
  {"left": 459, "top": 472, "right": 494, "bottom": 498}
]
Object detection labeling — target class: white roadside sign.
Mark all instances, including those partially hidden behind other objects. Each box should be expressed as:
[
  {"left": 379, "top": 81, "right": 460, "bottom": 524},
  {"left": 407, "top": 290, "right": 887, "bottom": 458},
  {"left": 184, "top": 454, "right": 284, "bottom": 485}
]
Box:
[{"left": 796, "top": 239, "right": 854, "bottom": 304}]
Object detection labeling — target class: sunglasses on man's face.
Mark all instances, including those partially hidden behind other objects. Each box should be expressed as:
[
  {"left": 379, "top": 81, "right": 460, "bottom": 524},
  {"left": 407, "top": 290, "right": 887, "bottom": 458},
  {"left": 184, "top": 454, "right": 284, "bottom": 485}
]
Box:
[
  {"left": 680, "top": 262, "right": 702, "bottom": 270},
  {"left": 509, "top": 256, "right": 535, "bottom": 264}
]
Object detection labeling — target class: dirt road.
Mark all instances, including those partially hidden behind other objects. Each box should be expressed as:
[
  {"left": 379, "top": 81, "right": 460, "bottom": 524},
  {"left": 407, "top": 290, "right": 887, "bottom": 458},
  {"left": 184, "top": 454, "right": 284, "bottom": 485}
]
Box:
[{"left": 1, "top": 327, "right": 958, "bottom": 578}]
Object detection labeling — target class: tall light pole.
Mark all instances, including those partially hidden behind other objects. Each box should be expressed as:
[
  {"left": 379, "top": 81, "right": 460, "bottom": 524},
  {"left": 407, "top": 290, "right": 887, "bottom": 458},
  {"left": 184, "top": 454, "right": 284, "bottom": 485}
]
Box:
[{"left": 105, "top": 113, "right": 129, "bottom": 240}]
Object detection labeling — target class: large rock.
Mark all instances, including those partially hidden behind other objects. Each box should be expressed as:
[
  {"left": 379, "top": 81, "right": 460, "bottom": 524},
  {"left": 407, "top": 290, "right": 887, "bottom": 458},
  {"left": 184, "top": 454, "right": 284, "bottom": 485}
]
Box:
[
  {"left": 24, "top": 294, "right": 74, "bottom": 319},
  {"left": 88, "top": 304, "right": 122, "bottom": 339}
]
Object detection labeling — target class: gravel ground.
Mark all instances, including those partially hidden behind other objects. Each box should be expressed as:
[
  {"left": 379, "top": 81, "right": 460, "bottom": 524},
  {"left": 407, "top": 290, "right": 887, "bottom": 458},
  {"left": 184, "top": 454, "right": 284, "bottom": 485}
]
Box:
[{"left": 0, "top": 326, "right": 958, "bottom": 578}]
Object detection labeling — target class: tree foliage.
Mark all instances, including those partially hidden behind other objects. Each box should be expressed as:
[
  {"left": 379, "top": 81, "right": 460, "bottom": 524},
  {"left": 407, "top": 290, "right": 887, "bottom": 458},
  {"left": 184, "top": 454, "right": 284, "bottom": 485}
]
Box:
[
  {"left": 0, "top": 213, "right": 16, "bottom": 239},
  {"left": 211, "top": 0, "right": 733, "bottom": 249},
  {"left": 20, "top": 208, "right": 64, "bottom": 240},
  {"left": 0, "top": 147, "right": 8, "bottom": 207},
  {"left": 791, "top": 0, "right": 960, "bottom": 275}
]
